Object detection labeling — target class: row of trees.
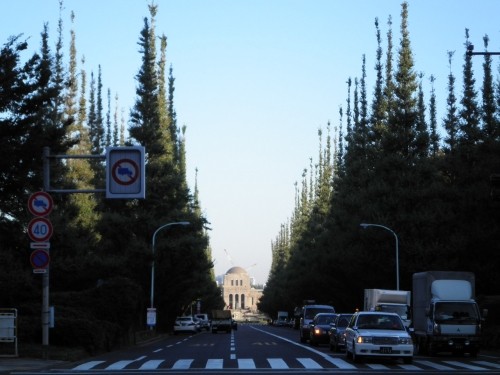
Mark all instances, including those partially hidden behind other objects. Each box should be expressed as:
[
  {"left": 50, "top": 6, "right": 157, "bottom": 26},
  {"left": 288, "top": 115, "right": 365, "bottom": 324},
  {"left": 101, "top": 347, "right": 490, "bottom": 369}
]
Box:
[
  {"left": 0, "top": 3, "right": 223, "bottom": 353},
  {"left": 259, "top": 2, "right": 500, "bottom": 329}
]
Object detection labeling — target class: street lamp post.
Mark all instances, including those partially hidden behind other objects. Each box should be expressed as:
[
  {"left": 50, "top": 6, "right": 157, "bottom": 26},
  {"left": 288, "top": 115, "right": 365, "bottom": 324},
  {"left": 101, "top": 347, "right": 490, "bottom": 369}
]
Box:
[
  {"left": 149, "top": 221, "right": 190, "bottom": 326},
  {"left": 360, "top": 223, "right": 399, "bottom": 291}
]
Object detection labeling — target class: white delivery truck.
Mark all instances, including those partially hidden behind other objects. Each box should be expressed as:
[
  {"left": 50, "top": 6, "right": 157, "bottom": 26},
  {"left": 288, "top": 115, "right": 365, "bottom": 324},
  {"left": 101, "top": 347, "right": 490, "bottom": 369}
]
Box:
[
  {"left": 412, "top": 271, "right": 485, "bottom": 356},
  {"left": 364, "top": 289, "right": 411, "bottom": 327}
]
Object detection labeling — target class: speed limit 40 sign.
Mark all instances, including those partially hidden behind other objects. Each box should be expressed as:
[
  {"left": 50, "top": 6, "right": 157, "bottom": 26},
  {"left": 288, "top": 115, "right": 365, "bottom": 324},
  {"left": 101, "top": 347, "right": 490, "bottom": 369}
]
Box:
[{"left": 28, "top": 217, "right": 53, "bottom": 242}]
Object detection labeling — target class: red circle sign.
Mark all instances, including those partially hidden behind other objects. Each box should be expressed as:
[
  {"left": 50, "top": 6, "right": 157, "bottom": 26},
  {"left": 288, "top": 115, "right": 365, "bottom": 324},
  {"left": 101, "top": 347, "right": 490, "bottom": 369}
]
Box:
[
  {"left": 28, "top": 192, "right": 53, "bottom": 216},
  {"left": 30, "top": 249, "right": 50, "bottom": 269},
  {"left": 28, "top": 217, "right": 53, "bottom": 242},
  {"left": 111, "top": 158, "right": 139, "bottom": 185}
]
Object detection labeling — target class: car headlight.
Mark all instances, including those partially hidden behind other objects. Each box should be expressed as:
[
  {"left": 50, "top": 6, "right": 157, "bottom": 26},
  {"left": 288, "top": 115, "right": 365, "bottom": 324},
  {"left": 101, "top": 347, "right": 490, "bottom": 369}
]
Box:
[
  {"left": 398, "top": 336, "right": 413, "bottom": 344},
  {"left": 314, "top": 328, "right": 324, "bottom": 335},
  {"left": 357, "top": 336, "right": 372, "bottom": 343}
]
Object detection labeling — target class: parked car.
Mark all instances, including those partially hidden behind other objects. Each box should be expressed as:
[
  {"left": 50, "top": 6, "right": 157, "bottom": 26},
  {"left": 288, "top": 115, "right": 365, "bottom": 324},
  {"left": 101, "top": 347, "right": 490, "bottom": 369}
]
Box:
[
  {"left": 345, "top": 311, "right": 413, "bottom": 363},
  {"left": 309, "top": 313, "right": 337, "bottom": 346},
  {"left": 329, "top": 313, "right": 353, "bottom": 352},
  {"left": 173, "top": 316, "right": 200, "bottom": 334},
  {"left": 194, "top": 314, "right": 211, "bottom": 331}
]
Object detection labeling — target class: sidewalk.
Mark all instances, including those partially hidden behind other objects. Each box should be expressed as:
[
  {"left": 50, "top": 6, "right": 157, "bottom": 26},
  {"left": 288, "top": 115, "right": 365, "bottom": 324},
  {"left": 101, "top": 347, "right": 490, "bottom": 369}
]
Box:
[{"left": 0, "top": 358, "right": 67, "bottom": 373}]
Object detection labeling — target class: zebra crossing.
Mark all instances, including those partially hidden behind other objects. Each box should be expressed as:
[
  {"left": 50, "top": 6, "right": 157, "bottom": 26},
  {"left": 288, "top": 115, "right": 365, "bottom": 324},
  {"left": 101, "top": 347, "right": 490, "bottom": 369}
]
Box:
[{"left": 70, "top": 357, "right": 500, "bottom": 371}]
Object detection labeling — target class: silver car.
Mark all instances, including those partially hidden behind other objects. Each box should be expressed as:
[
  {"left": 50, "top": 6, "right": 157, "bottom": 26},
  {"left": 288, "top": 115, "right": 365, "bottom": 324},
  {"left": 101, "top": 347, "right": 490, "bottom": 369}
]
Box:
[
  {"left": 173, "top": 316, "right": 200, "bottom": 335},
  {"left": 345, "top": 311, "right": 413, "bottom": 363}
]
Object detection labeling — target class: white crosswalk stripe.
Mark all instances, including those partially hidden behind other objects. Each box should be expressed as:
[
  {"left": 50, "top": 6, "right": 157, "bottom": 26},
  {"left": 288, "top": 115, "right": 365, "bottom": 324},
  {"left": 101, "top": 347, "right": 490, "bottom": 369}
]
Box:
[
  {"left": 366, "top": 363, "right": 390, "bottom": 370},
  {"left": 105, "top": 360, "right": 136, "bottom": 370},
  {"left": 69, "top": 357, "right": 500, "bottom": 371},
  {"left": 296, "top": 358, "right": 322, "bottom": 369},
  {"left": 72, "top": 360, "right": 105, "bottom": 370},
  {"left": 267, "top": 358, "right": 288, "bottom": 369},
  {"left": 473, "top": 361, "right": 500, "bottom": 369},
  {"left": 205, "top": 358, "right": 223, "bottom": 369},
  {"left": 238, "top": 358, "right": 256, "bottom": 369},
  {"left": 172, "top": 359, "right": 193, "bottom": 369},
  {"left": 138, "top": 360, "right": 164, "bottom": 370},
  {"left": 323, "top": 356, "right": 357, "bottom": 369},
  {"left": 413, "top": 360, "right": 456, "bottom": 370},
  {"left": 443, "top": 360, "right": 488, "bottom": 371}
]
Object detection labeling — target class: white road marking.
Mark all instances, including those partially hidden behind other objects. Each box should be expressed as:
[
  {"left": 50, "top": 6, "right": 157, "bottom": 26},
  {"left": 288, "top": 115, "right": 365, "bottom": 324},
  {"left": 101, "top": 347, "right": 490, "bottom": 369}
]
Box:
[
  {"left": 172, "top": 359, "right": 193, "bottom": 369},
  {"left": 267, "top": 358, "right": 288, "bottom": 369}
]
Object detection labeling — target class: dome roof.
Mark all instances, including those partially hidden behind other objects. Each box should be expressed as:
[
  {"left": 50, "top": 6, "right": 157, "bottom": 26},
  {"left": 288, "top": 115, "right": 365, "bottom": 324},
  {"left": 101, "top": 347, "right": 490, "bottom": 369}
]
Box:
[{"left": 226, "top": 266, "right": 247, "bottom": 275}]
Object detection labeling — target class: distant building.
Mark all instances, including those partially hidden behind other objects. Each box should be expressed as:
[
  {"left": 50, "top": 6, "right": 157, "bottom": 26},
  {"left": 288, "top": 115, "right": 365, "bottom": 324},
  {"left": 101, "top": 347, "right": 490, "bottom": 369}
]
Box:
[{"left": 221, "top": 266, "right": 263, "bottom": 312}]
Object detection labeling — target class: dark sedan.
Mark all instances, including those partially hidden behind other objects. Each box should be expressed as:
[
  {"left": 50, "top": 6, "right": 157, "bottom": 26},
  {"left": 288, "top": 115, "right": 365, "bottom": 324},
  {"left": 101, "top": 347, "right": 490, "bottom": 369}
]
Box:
[
  {"left": 309, "top": 313, "right": 337, "bottom": 346},
  {"left": 329, "top": 313, "right": 353, "bottom": 352}
]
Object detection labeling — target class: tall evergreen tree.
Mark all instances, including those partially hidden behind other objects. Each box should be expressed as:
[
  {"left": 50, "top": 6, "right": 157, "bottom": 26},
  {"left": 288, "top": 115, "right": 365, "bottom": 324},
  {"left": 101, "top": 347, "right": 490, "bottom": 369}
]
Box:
[
  {"left": 480, "top": 35, "right": 497, "bottom": 141},
  {"left": 443, "top": 51, "right": 459, "bottom": 153},
  {"left": 428, "top": 75, "right": 440, "bottom": 156}
]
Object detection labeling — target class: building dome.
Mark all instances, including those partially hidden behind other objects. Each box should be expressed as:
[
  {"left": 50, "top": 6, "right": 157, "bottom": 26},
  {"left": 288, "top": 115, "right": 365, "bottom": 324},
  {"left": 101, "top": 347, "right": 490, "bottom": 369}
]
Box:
[{"left": 226, "top": 266, "right": 247, "bottom": 275}]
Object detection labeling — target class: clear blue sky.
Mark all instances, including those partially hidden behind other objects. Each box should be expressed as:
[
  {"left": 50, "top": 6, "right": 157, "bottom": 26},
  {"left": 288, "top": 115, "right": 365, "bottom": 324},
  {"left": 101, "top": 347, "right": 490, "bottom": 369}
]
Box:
[{"left": 4, "top": 0, "right": 500, "bottom": 284}]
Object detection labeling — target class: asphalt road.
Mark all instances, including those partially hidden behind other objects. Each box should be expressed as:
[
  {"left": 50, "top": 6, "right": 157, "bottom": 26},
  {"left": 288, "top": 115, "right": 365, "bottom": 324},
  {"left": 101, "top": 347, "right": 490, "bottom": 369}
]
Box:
[{"left": 6, "top": 324, "right": 500, "bottom": 374}]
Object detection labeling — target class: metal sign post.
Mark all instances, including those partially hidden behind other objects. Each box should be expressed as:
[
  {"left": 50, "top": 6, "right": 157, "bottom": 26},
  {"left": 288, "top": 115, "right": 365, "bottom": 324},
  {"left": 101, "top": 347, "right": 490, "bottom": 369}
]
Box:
[{"left": 38, "top": 146, "right": 147, "bottom": 355}]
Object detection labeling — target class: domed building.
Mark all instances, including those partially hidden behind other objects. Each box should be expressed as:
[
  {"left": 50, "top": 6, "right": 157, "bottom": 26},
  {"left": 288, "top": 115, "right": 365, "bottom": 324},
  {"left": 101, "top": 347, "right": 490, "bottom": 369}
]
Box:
[{"left": 221, "top": 266, "right": 263, "bottom": 312}]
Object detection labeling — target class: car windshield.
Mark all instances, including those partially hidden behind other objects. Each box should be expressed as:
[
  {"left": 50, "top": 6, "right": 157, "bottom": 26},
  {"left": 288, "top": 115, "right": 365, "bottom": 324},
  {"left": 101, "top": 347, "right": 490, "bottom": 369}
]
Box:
[
  {"left": 434, "top": 302, "right": 480, "bottom": 322},
  {"left": 315, "top": 314, "right": 335, "bottom": 325},
  {"left": 337, "top": 316, "right": 351, "bottom": 327},
  {"left": 305, "top": 307, "right": 334, "bottom": 319},
  {"left": 356, "top": 314, "right": 404, "bottom": 330}
]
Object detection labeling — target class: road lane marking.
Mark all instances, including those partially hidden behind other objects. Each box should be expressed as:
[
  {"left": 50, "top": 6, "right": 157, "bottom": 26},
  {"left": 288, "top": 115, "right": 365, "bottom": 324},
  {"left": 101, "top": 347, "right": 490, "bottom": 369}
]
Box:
[
  {"left": 267, "top": 358, "right": 288, "bottom": 369},
  {"left": 206, "top": 358, "right": 223, "bottom": 369},
  {"left": 444, "top": 360, "right": 488, "bottom": 371},
  {"left": 473, "top": 361, "right": 500, "bottom": 369},
  {"left": 172, "top": 359, "right": 193, "bottom": 369},
  {"left": 366, "top": 363, "right": 390, "bottom": 370},
  {"left": 238, "top": 358, "right": 256, "bottom": 369},
  {"left": 297, "top": 358, "right": 322, "bottom": 369},
  {"left": 139, "top": 360, "right": 164, "bottom": 369},
  {"left": 399, "top": 364, "right": 423, "bottom": 370},
  {"left": 251, "top": 325, "right": 352, "bottom": 368},
  {"left": 105, "top": 360, "right": 135, "bottom": 370},
  {"left": 72, "top": 360, "right": 104, "bottom": 370},
  {"left": 414, "top": 360, "right": 455, "bottom": 370},
  {"left": 323, "top": 356, "right": 356, "bottom": 369}
]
